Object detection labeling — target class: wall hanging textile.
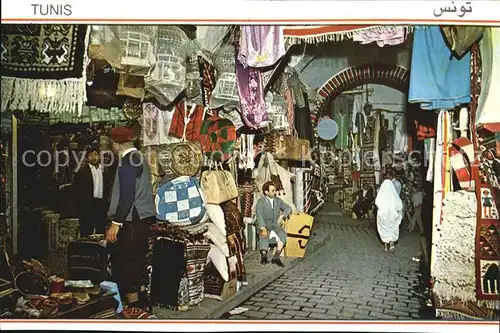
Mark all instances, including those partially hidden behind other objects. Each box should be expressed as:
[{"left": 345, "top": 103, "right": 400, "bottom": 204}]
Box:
[
  {"left": 294, "top": 92, "right": 315, "bottom": 145},
  {"left": 408, "top": 26, "right": 471, "bottom": 110},
  {"left": 200, "top": 163, "right": 239, "bottom": 204},
  {"left": 220, "top": 201, "right": 245, "bottom": 236},
  {"left": 145, "top": 26, "right": 189, "bottom": 105},
  {"left": 265, "top": 92, "right": 289, "bottom": 132},
  {"left": 441, "top": 26, "right": 485, "bottom": 58},
  {"left": 200, "top": 57, "right": 217, "bottom": 107},
  {"left": 476, "top": 27, "right": 500, "bottom": 127},
  {"left": 352, "top": 26, "right": 409, "bottom": 47},
  {"left": 210, "top": 45, "right": 240, "bottom": 111},
  {"left": 87, "top": 26, "right": 122, "bottom": 69},
  {"left": 237, "top": 26, "right": 286, "bottom": 68},
  {"left": 473, "top": 157, "right": 500, "bottom": 303},
  {"left": 168, "top": 101, "right": 206, "bottom": 142},
  {"left": 116, "top": 74, "right": 145, "bottom": 99},
  {"left": 283, "top": 25, "right": 413, "bottom": 45},
  {"left": 1, "top": 25, "right": 90, "bottom": 115},
  {"left": 155, "top": 176, "right": 207, "bottom": 225},
  {"left": 115, "top": 25, "right": 156, "bottom": 76},
  {"left": 226, "top": 233, "right": 247, "bottom": 282},
  {"left": 203, "top": 263, "right": 237, "bottom": 301},
  {"left": 235, "top": 56, "right": 269, "bottom": 129},
  {"left": 142, "top": 102, "right": 161, "bottom": 146},
  {"left": 86, "top": 64, "right": 125, "bottom": 110},
  {"left": 199, "top": 115, "right": 237, "bottom": 162}
]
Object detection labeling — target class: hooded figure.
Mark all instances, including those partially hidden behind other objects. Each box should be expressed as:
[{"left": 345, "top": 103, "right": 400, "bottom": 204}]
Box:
[{"left": 375, "top": 179, "right": 403, "bottom": 252}]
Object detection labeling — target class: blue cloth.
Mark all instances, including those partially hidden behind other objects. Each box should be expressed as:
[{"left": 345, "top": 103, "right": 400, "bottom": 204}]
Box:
[
  {"left": 100, "top": 281, "right": 123, "bottom": 313},
  {"left": 408, "top": 26, "right": 471, "bottom": 110}
]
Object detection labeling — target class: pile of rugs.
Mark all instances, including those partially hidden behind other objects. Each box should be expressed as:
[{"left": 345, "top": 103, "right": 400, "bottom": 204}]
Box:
[{"left": 432, "top": 191, "right": 498, "bottom": 319}]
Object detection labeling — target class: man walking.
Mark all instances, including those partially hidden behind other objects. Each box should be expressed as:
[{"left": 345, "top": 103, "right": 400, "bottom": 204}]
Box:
[
  {"left": 106, "top": 126, "right": 156, "bottom": 311},
  {"left": 255, "top": 181, "right": 292, "bottom": 267}
]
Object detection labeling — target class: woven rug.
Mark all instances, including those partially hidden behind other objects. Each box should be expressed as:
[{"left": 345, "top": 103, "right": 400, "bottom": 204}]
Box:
[
  {"left": 473, "top": 162, "right": 500, "bottom": 303},
  {"left": 1, "top": 24, "right": 90, "bottom": 115}
]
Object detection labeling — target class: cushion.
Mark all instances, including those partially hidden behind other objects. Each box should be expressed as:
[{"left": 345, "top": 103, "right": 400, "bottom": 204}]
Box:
[
  {"left": 207, "top": 244, "right": 229, "bottom": 281},
  {"left": 206, "top": 204, "right": 227, "bottom": 236},
  {"left": 206, "top": 223, "right": 230, "bottom": 257}
]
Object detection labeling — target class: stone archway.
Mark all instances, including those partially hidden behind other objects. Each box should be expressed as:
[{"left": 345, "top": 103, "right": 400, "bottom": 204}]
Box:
[{"left": 311, "top": 63, "right": 410, "bottom": 124}]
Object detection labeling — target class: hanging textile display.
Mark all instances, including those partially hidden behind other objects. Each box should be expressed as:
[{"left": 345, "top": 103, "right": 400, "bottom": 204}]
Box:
[
  {"left": 142, "top": 102, "right": 161, "bottom": 146},
  {"left": 352, "top": 26, "right": 409, "bottom": 47},
  {"left": 199, "top": 57, "right": 217, "bottom": 107},
  {"left": 449, "top": 137, "right": 475, "bottom": 191},
  {"left": 265, "top": 92, "right": 289, "bottom": 132},
  {"left": 476, "top": 27, "right": 500, "bottom": 127},
  {"left": 283, "top": 25, "right": 413, "bottom": 45},
  {"left": 145, "top": 26, "right": 189, "bottom": 106},
  {"left": 393, "top": 114, "right": 408, "bottom": 154},
  {"left": 168, "top": 101, "right": 207, "bottom": 142},
  {"left": 332, "top": 96, "right": 351, "bottom": 151},
  {"left": 210, "top": 45, "right": 240, "bottom": 111},
  {"left": 1, "top": 25, "right": 90, "bottom": 115},
  {"left": 441, "top": 26, "right": 485, "bottom": 58},
  {"left": 408, "top": 26, "right": 471, "bottom": 110},
  {"left": 199, "top": 115, "right": 237, "bottom": 162},
  {"left": 237, "top": 26, "right": 286, "bottom": 68},
  {"left": 235, "top": 56, "right": 269, "bottom": 129},
  {"left": 116, "top": 25, "right": 157, "bottom": 76}
]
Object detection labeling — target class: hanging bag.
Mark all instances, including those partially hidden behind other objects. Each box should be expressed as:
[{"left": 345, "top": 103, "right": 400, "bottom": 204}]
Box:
[{"left": 200, "top": 162, "right": 238, "bottom": 204}]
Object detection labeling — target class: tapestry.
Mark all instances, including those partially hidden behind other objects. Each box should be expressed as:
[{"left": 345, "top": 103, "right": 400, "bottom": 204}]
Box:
[
  {"left": 203, "top": 262, "right": 237, "bottom": 301},
  {"left": 227, "top": 233, "right": 247, "bottom": 282},
  {"left": 184, "top": 240, "right": 210, "bottom": 307},
  {"left": 474, "top": 164, "right": 500, "bottom": 302},
  {"left": 1, "top": 25, "right": 90, "bottom": 115}
]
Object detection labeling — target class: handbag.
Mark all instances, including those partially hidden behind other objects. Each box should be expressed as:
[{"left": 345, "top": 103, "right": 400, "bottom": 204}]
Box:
[{"left": 200, "top": 162, "right": 238, "bottom": 204}]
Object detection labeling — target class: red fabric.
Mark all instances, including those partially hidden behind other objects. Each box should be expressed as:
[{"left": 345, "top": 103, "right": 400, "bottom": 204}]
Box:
[
  {"left": 169, "top": 101, "right": 205, "bottom": 142},
  {"left": 110, "top": 126, "right": 134, "bottom": 143}
]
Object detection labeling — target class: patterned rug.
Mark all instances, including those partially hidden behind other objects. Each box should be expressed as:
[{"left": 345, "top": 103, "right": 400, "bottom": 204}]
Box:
[
  {"left": 1, "top": 24, "right": 90, "bottom": 115},
  {"left": 473, "top": 162, "right": 500, "bottom": 302}
]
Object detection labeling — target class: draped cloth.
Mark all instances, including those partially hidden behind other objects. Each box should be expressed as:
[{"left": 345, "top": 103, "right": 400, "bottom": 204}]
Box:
[
  {"left": 238, "top": 26, "right": 286, "bottom": 68},
  {"left": 375, "top": 179, "right": 403, "bottom": 243}
]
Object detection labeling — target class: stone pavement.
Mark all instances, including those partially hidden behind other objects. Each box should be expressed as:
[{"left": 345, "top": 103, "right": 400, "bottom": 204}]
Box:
[
  {"left": 152, "top": 220, "right": 331, "bottom": 319},
  {"left": 232, "top": 214, "right": 424, "bottom": 320}
]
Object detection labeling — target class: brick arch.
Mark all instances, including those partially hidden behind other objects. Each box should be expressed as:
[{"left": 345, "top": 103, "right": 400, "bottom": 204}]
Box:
[{"left": 312, "top": 63, "right": 410, "bottom": 124}]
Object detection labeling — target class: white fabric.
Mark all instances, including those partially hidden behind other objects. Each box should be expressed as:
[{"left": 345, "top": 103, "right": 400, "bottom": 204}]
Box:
[
  {"left": 266, "top": 196, "right": 274, "bottom": 208},
  {"left": 393, "top": 114, "right": 408, "bottom": 154},
  {"left": 392, "top": 179, "right": 402, "bottom": 196},
  {"left": 121, "top": 147, "right": 138, "bottom": 158},
  {"left": 207, "top": 244, "right": 229, "bottom": 281},
  {"left": 206, "top": 204, "right": 227, "bottom": 236},
  {"left": 268, "top": 230, "right": 282, "bottom": 243},
  {"left": 351, "top": 95, "right": 367, "bottom": 134},
  {"left": 206, "top": 222, "right": 230, "bottom": 257},
  {"left": 426, "top": 138, "right": 435, "bottom": 182},
  {"left": 89, "top": 163, "right": 103, "bottom": 199},
  {"left": 476, "top": 27, "right": 500, "bottom": 126},
  {"left": 375, "top": 179, "right": 403, "bottom": 243}
]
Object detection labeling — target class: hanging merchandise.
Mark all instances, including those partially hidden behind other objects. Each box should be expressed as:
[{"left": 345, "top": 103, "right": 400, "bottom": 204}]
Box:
[
  {"left": 200, "top": 163, "right": 239, "bottom": 205},
  {"left": 199, "top": 56, "right": 217, "bottom": 107},
  {"left": 265, "top": 92, "right": 289, "bottom": 131},
  {"left": 271, "top": 133, "right": 312, "bottom": 162},
  {"left": 142, "top": 102, "right": 161, "bottom": 146},
  {"left": 235, "top": 56, "right": 269, "bottom": 129},
  {"left": 115, "top": 25, "right": 157, "bottom": 76},
  {"left": 237, "top": 26, "right": 286, "bottom": 68},
  {"left": 123, "top": 98, "right": 143, "bottom": 121},
  {"left": 317, "top": 117, "right": 339, "bottom": 141},
  {"left": 476, "top": 27, "right": 500, "bottom": 127},
  {"left": 145, "top": 26, "right": 189, "bottom": 106},
  {"left": 408, "top": 26, "right": 471, "bottom": 110},
  {"left": 86, "top": 63, "right": 126, "bottom": 110},
  {"left": 199, "top": 115, "right": 237, "bottom": 162},
  {"left": 1, "top": 25, "right": 90, "bottom": 115},
  {"left": 168, "top": 142, "right": 203, "bottom": 177},
  {"left": 168, "top": 101, "right": 207, "bottom": 142},
  {"left": 116, "top": 74, "right": 145, "bottom": 99},
  {"left": 238, "top": 134, "right": 255, "bottom": 170},
  {"left": 87, "top": 26, "right": 122, "bottom": 69},
  {"left": 392, "top": 114, "right": 408, "bottom": 154},
  {"left": 352, "top": 26, "right": 409, "bottom": 47},
  {"left": 449, "top": 137, "right": 475, "bottom": 191},
  {"left": 441, "top": 26, "right": 485, "bottom": 58},
  {"left": 210, "top": 45, "right": 240, "bottom": 111},
  {"left": 332, "top": 95, "right": 351, "bottom": 150},
  {"left": 155, "top": 176, "right": 207, "bottom": 225}
]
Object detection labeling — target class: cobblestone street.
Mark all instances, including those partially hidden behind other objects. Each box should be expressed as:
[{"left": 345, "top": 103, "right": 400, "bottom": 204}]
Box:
[{"left": 233, "top": 214, "right": 424, "bottom": 320}]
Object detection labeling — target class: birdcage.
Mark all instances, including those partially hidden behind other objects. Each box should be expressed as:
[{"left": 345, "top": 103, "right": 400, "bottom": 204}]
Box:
[
  {"left": 145, "top": 26, "right": 189, "bottom": 105},
  {"left": 210, "top": 45, "right": 239, "bottom": 110},
  {"left": 116, "top": 25, "right": 157, "bottom": 76}
]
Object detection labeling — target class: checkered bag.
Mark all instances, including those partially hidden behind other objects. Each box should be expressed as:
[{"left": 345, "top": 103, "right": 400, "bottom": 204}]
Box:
[{"left": 155, "top": 176, "right": 206, "bottom": 225}]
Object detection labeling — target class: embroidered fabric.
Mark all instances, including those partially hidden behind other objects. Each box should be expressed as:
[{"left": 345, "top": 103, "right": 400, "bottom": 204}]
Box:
[
  {"left": 237, "top": 26, "right": 286, "bottom": 68},
  {"left": 352, "top": 26, "right": 408, "bottom": 47}
]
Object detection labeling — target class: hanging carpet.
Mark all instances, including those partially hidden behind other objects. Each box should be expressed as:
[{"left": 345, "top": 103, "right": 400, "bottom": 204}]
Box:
[{"left": 1, "top": 25, "right": 90, "bottom": 115}]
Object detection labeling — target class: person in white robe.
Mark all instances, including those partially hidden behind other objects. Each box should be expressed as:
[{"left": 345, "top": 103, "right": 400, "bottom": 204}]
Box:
[{"left": 375, "top": 179, "right": 403, "bottom": 252}]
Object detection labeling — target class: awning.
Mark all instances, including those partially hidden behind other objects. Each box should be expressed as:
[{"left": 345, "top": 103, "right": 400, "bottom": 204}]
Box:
[{"left": 283, "top": 25, "right": 413, "bottom": 44}]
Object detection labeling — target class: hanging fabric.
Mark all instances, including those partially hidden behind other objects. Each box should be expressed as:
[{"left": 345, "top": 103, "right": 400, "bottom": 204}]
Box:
[
  {"left": 352, "top": 26, "right": 409, "bottom": 47},
  {"left": 168, "top": 101, "right": 206, "bottom": 142},
  {"left": 237, "top": 26, "right": 286, "bottom": 68},
  {"left": 235, "top": 56, "right": 269, "bottom": 129},
  {"left": 142, "top": 102, "right": 161, "bottom": 146},
  {"left": 408, "top": 26, "right": 471, "bottom": 110},
  {"left": 393, "top": 114, "right": 408, "bottom": 154}
]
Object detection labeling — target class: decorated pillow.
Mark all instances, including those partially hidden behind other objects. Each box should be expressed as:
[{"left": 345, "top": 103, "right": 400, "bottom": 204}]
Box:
[
  {"left": 207, "top": 244, "right": 229, "bottom": 281},
  {"left": 206, "top": 204, "right": 227, "bottom": 236},
  {"left": 206, "top": 223, "right": 230, "bottom": 257}
]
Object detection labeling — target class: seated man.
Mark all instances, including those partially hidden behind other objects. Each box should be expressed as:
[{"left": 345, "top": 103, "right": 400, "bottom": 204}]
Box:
[
  {"left": 352, "top": 183, "right": 374, "bottom": 220},
  {"left": 255, "top": 181, "right": 292, "bottom": 267}
]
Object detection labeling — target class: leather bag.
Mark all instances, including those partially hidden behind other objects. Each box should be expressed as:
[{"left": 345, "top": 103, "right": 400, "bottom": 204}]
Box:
[{"left": 200, "top": 162, "right": 238, "bottom": 204}]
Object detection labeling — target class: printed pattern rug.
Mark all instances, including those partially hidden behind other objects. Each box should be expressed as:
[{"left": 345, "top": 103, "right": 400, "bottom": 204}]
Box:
[
  {"left": 473, "top": 162, "right": 500, "bottom": 301},
  {"left": 1, "top": 24, "right": 90, "bottom": 115}
]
